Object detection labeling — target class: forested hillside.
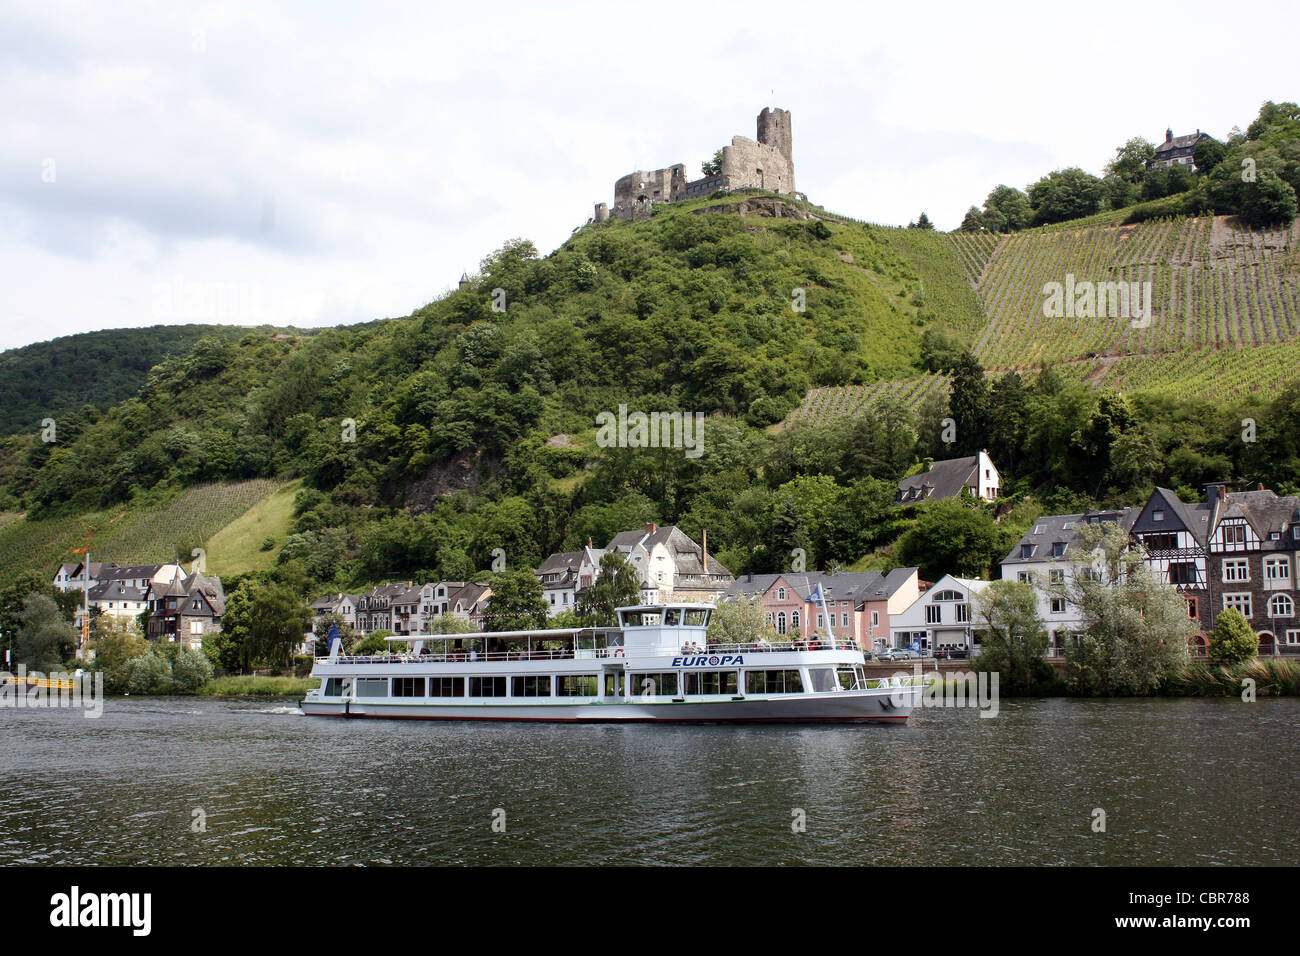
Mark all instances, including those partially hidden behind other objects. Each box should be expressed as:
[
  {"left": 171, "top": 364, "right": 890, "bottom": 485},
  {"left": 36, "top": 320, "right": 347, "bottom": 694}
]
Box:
[{"left": 0, "top": 324, "right": 290, "bottom": 437}]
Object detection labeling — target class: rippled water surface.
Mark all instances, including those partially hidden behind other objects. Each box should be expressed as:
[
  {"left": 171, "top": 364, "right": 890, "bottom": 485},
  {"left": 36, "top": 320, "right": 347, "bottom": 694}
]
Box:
[{"left": 1, "top": 696, "right": 1296, "bottom": 865}]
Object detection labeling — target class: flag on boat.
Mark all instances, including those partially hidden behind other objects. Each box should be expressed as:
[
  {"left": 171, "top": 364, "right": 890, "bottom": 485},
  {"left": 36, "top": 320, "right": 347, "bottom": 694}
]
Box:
[{"left": 324, "top": 622, "right": 342, "bottom": 657}]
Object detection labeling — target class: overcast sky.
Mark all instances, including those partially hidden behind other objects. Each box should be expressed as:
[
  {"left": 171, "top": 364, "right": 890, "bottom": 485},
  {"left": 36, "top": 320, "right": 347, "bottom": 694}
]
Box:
[{"left": 2, "top": 0, "right": 1296, "bottom": 351}]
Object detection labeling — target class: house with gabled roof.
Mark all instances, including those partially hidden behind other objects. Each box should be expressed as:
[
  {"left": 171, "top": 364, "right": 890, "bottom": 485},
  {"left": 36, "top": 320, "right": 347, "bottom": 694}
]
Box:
[
  {"left": 896, "top": 451, "right": 1000, "bottom": 507},
  {"left": 605, "top": 524, "right": 734, "bottom": 602},
  {"left": 1201, "top": 483, "right": 1300, "bottom": 655},
  {"left": 1001, "top": 507, "right": 1140, "bottom": 654},
  {"left": 536, "top": 544, "right": 606, "bottom": 616},
  {"left": 147, "top": 571, "right": 225, "bottom": 650},
  {"left": 723, "top": 568, "right": 919, "bottom": 650},
  {"left": 1154, "top": 128, "right": 1215, "bottom": 169}
]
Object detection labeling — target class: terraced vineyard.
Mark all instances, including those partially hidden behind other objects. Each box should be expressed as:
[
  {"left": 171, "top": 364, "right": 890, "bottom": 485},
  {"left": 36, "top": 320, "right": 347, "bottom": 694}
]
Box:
[
  {"left": 783, "top": 216, "right": 1300, "bottom": 427},
  {"left": 972, "top": 216, "right": 1300, "bottom": 372},
  {"left": 785, "top": 374, "right": 951, "bottom": 425},
  {"left": 0, "top": 478, "right": 285, "bottom": 580}
]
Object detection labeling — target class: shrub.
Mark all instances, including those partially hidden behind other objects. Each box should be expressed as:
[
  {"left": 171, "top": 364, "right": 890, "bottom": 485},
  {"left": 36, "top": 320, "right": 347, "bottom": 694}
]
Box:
[{"left": 1207, "top": 607, "right": 1257, "bottom": 664}]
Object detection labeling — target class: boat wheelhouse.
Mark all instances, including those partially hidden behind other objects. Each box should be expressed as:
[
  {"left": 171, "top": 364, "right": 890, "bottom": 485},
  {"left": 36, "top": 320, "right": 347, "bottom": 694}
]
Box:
[{"left": 301, "top": 603, "right": 924, "bottom": 723}]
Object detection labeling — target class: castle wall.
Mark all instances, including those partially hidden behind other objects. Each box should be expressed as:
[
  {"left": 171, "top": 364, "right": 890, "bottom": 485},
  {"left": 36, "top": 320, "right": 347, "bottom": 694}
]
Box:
[
  {"left": 613, "top": 164, "right": 686, "bottom": 219},
  {"left": 721, "top": 135, "right": 795, "bottom": 195}
]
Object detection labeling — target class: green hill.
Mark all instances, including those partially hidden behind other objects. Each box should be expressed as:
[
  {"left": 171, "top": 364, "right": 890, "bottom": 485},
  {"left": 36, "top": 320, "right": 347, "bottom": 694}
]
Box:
[
  {"left": 1, "top": 185, "right": 1298, "bottom": 590},
  {"left": 0, "top": 324, "right": 300, "bottom": 438}
]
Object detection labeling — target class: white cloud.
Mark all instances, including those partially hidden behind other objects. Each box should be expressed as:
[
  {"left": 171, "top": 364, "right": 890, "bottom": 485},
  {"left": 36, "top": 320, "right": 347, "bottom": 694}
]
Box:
[{"left": 1, "top": 0, "right": 1297, "bottom": 349}]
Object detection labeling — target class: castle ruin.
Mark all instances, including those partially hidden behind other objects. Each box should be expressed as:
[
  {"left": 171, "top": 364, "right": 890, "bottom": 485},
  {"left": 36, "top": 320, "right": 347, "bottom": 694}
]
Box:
[{"left": 603, "top": 107, "right": 797, "bottom": 221}]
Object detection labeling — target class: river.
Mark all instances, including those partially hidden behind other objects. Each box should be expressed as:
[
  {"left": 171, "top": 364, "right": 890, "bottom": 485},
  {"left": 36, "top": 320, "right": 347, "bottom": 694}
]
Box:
[{"left": 1, "top": 696, "right": 1295, "bottom": 865}]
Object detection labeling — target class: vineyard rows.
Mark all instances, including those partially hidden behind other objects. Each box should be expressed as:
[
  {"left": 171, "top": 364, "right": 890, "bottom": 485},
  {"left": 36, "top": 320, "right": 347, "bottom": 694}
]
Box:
[
  {"left": 786, "top": 374, "right": 951, "bottom": 425},
  {"left": 963, "top": 216, "right": 1300, "bottom": 373},
  {"left": 0, "top": 478, "right": 284, "bottom": 579}
]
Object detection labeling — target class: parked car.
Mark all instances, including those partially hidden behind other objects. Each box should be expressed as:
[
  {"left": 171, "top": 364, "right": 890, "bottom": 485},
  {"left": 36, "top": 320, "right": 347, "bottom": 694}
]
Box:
[{"left": 880, "top": 647, "right": 921, "bottom": 660}]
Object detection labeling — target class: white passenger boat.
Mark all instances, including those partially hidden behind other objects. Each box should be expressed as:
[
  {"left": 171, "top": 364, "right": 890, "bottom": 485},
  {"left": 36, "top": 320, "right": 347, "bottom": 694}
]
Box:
[{"left": 301, "top": 603, "right": 925, "bottom": 723}]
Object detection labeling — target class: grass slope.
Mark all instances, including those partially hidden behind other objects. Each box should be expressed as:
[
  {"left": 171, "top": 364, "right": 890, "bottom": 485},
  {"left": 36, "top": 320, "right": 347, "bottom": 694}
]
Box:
[
  {"left": 0, "top": 478, "right": 284, "bottom": 580},
  {"left": 205, "top": 479, "right": 301, "bottom": 576}
]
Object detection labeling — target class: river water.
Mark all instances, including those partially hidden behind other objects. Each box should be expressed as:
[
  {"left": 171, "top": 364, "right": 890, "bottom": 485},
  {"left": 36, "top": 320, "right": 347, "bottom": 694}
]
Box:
[{"left": 1, "top": 696, "right": 1295, "bottom": 866}]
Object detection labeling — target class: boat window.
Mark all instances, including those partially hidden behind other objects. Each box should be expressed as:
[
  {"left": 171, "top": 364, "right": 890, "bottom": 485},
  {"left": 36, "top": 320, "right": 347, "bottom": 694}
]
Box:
[
  {"left": 603, "top": 673, "right": 623, "bottom": 696},
  {"left": 682, "top": 608, "right": 710, "bottom": 627},
  {"left": 836, "top": 667, "right": 858, "bottom": 690},
  {"left": 468, "top": 676, "right": 507, "bottom": 697},
  {"left": 663, "top": 609, "right": 681, "bottom": 626},
  {"left": 807, "top": 668, "right": 838, "bottom": 693},
  {"left": 745, "top": 670, "right": 804, "bottom": 694},
  {"left": 557, "top": 675, "right": 598, "bottom": 697},
  {"left": 512, "top": 676, "right": 552, "bottom": 697},
  {"left": 323, "top": 678, "right": 350, "bottom": 696},
  {"left": 684, "top": 671, "right": 738, "bottom": 695},
  {"left": 631, "top": 672, "right": 679, "bottom": 696},
  {"left": 392, "top": 677, "right": 425, "bottom": 697},
  {"left": 356, "top": 678, "right": 389, "bottom": 698},
  {"left": 429, "top": 677, "right": 465, "bottom": 697}
]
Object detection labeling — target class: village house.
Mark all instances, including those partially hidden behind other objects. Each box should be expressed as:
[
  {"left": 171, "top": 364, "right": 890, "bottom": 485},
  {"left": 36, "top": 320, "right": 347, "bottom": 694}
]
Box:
[
  {"left": 896, "top": 450, "right": 1000, "bottom": 506},
  {"left": 723, "top": 568, "right": 919, "bottom": 650},
  {"left": 604, "top": 524, "right": 734, "bottom": 602},
  {"left": 1001, "top": 507, "right": 1139, "bottom": 655},
  {"left": 889, "top": 574, "right": 990, "bottom": 654},
  {"left": 536, "top": 544, "right": 606, "bottom": 616},
  {"left": 146, "top": 571, "right": 225, "bottom": 650}
]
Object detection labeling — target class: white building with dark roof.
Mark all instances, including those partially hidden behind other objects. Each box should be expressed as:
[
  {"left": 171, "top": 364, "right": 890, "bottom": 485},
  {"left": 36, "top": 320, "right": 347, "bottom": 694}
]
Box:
[
  {"left": 605, "top": 524, "right": 734, "bottom": 602},
  {"left": 896, "top": 450, "right": 1000, "bottom": 506},
  {"left": 1001, "top": 508, "right": 1139, "bottom": 654}
]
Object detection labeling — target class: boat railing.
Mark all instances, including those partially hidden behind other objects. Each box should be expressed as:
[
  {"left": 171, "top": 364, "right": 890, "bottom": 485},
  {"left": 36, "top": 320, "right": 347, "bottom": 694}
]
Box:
[
  {"left": 323, "top": 637, "right": 865, "bottom": 666},
  {"left": 698, "top": 638, "right": 861, "bottom": 654}
]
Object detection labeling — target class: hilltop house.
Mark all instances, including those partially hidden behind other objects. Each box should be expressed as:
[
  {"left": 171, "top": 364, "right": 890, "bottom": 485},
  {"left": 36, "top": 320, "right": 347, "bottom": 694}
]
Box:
[
  {"left": 889, "top": 574, "right": 991, "bottom": 654},
  {"left": 1154, "top": 128, "right": 1215, "bottom": 169},
  {"left": 896, "top": 451, "right": 1000, "bottom": 506}
]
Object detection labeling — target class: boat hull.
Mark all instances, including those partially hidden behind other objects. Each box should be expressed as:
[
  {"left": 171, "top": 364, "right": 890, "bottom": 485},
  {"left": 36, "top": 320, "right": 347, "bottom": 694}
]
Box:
[{"left": 299, "top": 687, "right": 919, "bottom": 724}]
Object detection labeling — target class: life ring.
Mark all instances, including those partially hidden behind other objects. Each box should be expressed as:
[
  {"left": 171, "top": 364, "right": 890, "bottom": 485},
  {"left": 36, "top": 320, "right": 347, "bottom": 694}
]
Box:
[{"left": 613, "top": 648, "right": 625, "bottom": 658}]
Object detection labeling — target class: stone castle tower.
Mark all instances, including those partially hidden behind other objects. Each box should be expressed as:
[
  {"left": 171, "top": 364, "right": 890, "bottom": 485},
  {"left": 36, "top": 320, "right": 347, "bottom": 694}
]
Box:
[{"left": 604, "top": 107, "right": 797, "bottom": 221}]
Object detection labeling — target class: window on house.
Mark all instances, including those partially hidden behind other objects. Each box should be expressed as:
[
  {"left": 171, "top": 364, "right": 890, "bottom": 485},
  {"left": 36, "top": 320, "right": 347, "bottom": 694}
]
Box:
[
  {"left": 1268, "top": 594, "right": 1295, "bottom": 618},
  {"left": 1287, "top": 629, "right": 1300, "bottom": 646},
  {"left": 1051, "top": 542, "right": 1067, "bottom": 557},
  {"left": 1265, "top": 557, "right": 1291, "bottom": 584},
  {"left": 871, "top": 611, "right": 879, "bottom": 626},
  {"left": 1223, "top": 593, "right": 1253, "bottom": 617},
  {"left": 777, "top": 612, "right": 787, "bottom": 635},
  {"left": 777, "top": 587, "right": 786, "bottom": 601},
  {"left": 1153, "top": 509, "right": 1164, "bottom": 521},
  {"left": 1223, "top": 559, "right": 1249, "bottom": 583},
  {"left": 791, "top": 611, "right": 800, "bottom": 630},
  {"left": 1050, "top": 598, "right": 1067, "bottom": 614},
  {"left": 1169, "top": 563, "right": 1197, "bottom": 585},
  {"left": 925, "top": 605, "right": 942, "bottom": 624},
  {"left": 1021, "top": 545, "right": 1036, "bottom": 558},
  {"left": 841, "top": 613, "right": 849, "bottom": 627},
  {"left": 1017, "top": 571, "right": 1034, "bottom": 584},
  {"left": 956, "top": 603, "right": 970, "bottom": 623},
  {"left": 1049, "top": 569, "right": 1065, "bottom": 583},
  {"left": 1187, "top": 597, "right": 1199, "bottom": 619}
]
